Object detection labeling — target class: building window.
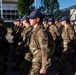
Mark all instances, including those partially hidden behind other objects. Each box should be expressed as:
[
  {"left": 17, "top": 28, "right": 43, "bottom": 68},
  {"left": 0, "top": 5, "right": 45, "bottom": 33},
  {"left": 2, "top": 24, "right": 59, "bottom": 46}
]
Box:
[
  {"left": 3, "top": 15, "right": 7, "bottom": 19},
  {"left": 7, "top": 10, "right": 10, "bottom": 15},
  {"left": 16, "top": 10, "right": 19, "bottom": 14},
  {"left": 7, "top": 15, "right": 11, "bottom": 20},
  {"left": 16, "top": 15, "right": 19, "bottom": 19},
  {"left": 3, "top": 10, "right": 7, "bottom": 15},
  {"left": 12, "top": 15, "right": 16, "bottom": 20},
  {"left": 0, "top": 10, "right": 1, "bottom": 15}
]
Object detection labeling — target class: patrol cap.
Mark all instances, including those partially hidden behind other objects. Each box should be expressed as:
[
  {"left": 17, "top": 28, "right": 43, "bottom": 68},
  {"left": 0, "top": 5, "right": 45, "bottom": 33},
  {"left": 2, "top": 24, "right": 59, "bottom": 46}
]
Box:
[
  {"left": 20, "top": 15, "right": 29, "bottom": 21},
  {"left": 27, "top": 10, "right": 42, "bottom": 19},
  {"left": 55, "top": 18, "right": 59, "bottom": 21},
  {"left": 13, "top": 18, "right": 21, "bottom": 22},
  {"left": 60, "top": 16, "right": 69, "bottom": 22},
  {"left": 70, "top": 20, "right": 75, "bottom": 22},
  {"left": 74, "top": 20, "right": 76, "bottom": 22},
  {"left": 48, "top": 17, "right": 54, "bottom": 22},
  {"left": 43, "top": 17, "right": 48, "bottom": 21},
  {"left": 13, "top": 20, "right": 17, "bottom": 22}
]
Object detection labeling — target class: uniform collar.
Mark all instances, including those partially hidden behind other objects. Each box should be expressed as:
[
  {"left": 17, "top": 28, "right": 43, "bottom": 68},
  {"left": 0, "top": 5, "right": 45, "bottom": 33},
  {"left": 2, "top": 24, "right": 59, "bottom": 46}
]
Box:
[{"left": 33, "top": 24, "right": 40, "bottom": 31}]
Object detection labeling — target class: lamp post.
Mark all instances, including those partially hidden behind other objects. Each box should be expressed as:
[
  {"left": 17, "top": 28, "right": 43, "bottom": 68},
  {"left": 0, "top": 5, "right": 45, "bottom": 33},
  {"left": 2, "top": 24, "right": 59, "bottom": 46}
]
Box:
[
  {"left": 0, "top": 0, "right": 3, "bottom": 18},
  {"left": 34, "top": 0, "right": 37, "bottom": 10}
]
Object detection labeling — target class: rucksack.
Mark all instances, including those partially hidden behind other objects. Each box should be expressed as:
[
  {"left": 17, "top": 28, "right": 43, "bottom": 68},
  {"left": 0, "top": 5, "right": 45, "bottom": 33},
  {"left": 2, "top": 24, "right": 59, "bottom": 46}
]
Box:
[{"left": 34, "top": 26, "right": 55, "bottom": 57}]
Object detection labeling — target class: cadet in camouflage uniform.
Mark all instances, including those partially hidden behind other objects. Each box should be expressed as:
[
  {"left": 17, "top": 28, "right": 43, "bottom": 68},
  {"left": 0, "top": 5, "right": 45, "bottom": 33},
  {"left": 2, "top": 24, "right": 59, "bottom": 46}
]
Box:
[
  {"left": 70, "top": 20, "right": 75, "bottom": 27},
  {"left": 10, "top": 18, "right": 26, "bottom": 71},
  {"left": 27, "top": 10, "right": 51, "bottom": 75},
  {"left": 11, "top": 19, "right": 17, "bottom": 37},
  {"left": 73, "top": 20, "right": 76, "bottom": 64},
  {"left": 73, "top": 20, "right": 76, "bottom": 37},
  {"left": 70, "top": 19, "right": 76, "bottom": 50},
  {"left": 21, "top": 15, "right": 31, "bottom": 41},
  {"left": 12, "top": 18, "right": 22, "bottom": 49},
  {"left": 20, "top": 15, "right": 33, "bottom": 75},
  {"left": 42, "top": 17, "right": 49, "bottom": 30},
  {"left": 54, "top": 19, "right": 63, "bottom": 58},
  {"left": 48, "top": 17, "right": 59, "bottom": 41},
  {"left": 11, "top": 19, "right": 19, "bottom": 36},
  {"left": 59, "top": 16, "right": 75, "bottom": 75},
  {"left": 55, "top": 18, "right": 61, "bottom": 29},
  {"left": 73, "top": 19, "right": 76, "bottom": 75},
  {"left": 73, "top": 20, "right": 76, "bottom": 35}
]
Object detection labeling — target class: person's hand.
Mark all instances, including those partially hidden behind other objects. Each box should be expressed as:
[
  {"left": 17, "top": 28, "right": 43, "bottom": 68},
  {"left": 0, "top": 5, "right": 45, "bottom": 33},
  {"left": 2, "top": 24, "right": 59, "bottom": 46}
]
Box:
[{"left": 40, "top": 68, "right": 46, "bottom": 74}]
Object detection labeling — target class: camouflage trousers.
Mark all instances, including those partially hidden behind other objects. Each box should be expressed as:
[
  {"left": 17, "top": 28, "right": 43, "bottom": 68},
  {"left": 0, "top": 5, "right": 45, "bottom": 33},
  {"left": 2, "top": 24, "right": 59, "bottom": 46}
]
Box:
[
  {"left": 28, "top": 52, "right": 47, "bottom": 75},
  {"left": 28, "top": 54, "right": 41, "bottom": 75},
  {"left": 28, "top": 58, "right": 47, "bottom": 75}
]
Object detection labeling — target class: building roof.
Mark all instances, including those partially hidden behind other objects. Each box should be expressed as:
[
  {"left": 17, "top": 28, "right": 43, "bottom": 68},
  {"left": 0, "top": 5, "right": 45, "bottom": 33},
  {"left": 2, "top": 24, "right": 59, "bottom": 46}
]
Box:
[{"left": 62, "top": 5, "right": 76, "bottom": 11}]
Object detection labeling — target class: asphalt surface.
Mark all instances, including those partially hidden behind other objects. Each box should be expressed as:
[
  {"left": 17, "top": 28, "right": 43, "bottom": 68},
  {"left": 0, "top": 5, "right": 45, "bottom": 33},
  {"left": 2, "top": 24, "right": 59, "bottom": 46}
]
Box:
[{"left": 1, "top": 33, "right": 76, "bottom": 75}]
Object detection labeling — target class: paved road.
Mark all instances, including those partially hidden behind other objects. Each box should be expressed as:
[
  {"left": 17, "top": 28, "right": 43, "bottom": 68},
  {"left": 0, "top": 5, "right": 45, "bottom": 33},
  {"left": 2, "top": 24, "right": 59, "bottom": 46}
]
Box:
[{"left": 2, "top": 33, "right": 76, "bottom": 75}]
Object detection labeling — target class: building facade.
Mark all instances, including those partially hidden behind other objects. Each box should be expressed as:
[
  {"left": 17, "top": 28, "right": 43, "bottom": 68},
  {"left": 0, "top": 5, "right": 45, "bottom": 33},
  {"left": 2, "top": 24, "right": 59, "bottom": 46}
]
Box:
[
  {"left": 61, "top": 5, "right": 76, "bottom": 21},
  {"left": 0, "top": 0, "right": 19, "bottom": 27}
]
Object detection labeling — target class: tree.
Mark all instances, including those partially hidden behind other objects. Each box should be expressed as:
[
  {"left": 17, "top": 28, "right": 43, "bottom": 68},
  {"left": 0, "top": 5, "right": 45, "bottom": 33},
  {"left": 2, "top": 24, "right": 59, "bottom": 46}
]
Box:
[
  {"left": 40, "top": 0, "right": 62, "bottom": 18},
  {"left": 17, "top": 0, "right": 34, "bottom": 17}
]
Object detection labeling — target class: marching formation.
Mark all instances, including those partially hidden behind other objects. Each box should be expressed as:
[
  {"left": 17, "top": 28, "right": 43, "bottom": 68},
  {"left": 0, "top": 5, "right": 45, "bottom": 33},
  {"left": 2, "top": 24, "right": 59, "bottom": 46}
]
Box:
[{"left": 0, "top": 10, "right": 76, "bottom": 75}]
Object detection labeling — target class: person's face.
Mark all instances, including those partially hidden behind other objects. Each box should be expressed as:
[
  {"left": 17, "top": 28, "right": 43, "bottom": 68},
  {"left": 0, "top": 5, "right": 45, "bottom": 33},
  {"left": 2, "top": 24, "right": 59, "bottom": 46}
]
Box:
[
  {"left": 22, "top": 20, "right": 27, "bottom": 26},
  {"left": 20, "top": 21, "right": 23, "bottom": 24},
  {"left": 13, "top": 22, "right": 16, "bottom": 25},
  {"left": 55, "top": 21, "right": 58, "bottom": 24},
  {"left": 48, "top": 21, "right": 52, "bottom": 25},
  {"left": 74, "top": 22, "right": 76, "bottom": 24},
  {"left": 29, "top": 18, "right": 40, "bottom": 26},
  {"left": 19, "top": 21, "right": 23, "bottom": 25},
  {"left": 16, "top": 21, "right": 20, "bottom": 25},
  {"left": 71, "top": 22, "right": 74, "bottom": 25},
  {"left": 43, "top": 21, "right": 47, "bottom": 25},
  {"left": 61, "top": 21, "right": 65, "bottom": 25}
]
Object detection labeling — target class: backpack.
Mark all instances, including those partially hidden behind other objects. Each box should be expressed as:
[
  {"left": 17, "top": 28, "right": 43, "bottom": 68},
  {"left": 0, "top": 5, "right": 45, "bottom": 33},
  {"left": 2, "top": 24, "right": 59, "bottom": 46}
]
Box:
[{"left": 34, "top": 26, "right": 55, "bottom": 57}]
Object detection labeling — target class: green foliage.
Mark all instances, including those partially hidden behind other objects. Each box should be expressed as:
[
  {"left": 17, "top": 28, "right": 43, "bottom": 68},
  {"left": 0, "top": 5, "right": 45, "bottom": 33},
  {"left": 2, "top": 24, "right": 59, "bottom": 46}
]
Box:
[
  {"left": 17, "top": 0, "right": 62, "bottom": 18},
  {"left": 17, "top": 0, "right": 34, "bottom": 17},
  {"left": 54, "top": 10, "right": 62, "bottom": 19},
  {"left": 40, "top": 0, "right": 61, "bottom": 18}
]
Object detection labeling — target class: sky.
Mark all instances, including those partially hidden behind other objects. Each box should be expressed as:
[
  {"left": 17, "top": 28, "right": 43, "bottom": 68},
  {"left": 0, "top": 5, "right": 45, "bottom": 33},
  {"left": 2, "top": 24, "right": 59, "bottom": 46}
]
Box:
[
  {"left": 58, "top": 0, "right": 76, "bottom": 9},
  {"left": 36, "top": 0, "right": 76, "bottom": 10}
]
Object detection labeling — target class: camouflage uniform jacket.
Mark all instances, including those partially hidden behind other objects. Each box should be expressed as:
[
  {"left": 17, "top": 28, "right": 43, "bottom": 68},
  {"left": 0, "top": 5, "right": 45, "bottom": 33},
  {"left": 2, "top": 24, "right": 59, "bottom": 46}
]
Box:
[
  {"left": 21, "top": 26, "right": 31, "bottom": 41},
  {"left": 43, "top": 24, "right": 49, "bottom": 30},
  {"left": 21, "top": 26, "right": 33, "bottom": 61},
  {"left": 73, "top": 25, "right": 76, "bottom": 34},
  {"left": 48, "top": 24, "right": 58, "bottom": 40},
  {"left": 29, "top": 25, "right": 51, "bottom": 70},
  {"left": 61, "top": 25, "right": 74, "bottom": 52},
  {"left": 15, "top": 25, "right": 20, "bottom": 33},
  {"left": 13, "top": 25, "right": 17, "bottom": 31},
  {"left": 56, "top": 23, "right": 61, "bottom": 29}
]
